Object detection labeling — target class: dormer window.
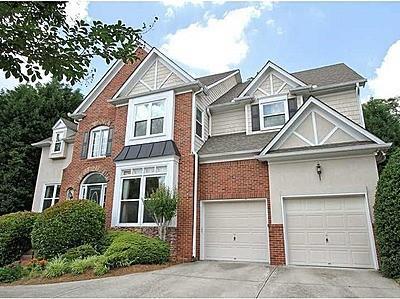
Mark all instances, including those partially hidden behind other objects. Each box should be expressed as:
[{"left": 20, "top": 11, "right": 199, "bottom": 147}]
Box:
[
  {"left": 259, "top": 96, "right": 289, "bottom": 130},
  {"left": 134, "top": 100, "right": 165, "bottom": 137},
  {"left": 52, "top": 131, "right": 65, "bottom": 154},
  {"left": 89, "top": 126, "right": 110, "bottom": 158}
]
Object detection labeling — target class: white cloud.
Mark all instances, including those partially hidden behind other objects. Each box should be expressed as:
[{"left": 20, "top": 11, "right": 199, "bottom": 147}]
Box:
[
  {"left": 165, "top": 7, "right": 175, "bottom": 19},
  {"left": 161, "top": 0, "right": 203, "bottom": 8},
  {"left": 369, "top": 40, "right": 400, "bottom": 99},
  {"left": 65, "top": 0, "right": 90, "bottom": 25},
  {"left": 161, "top": 6, "right": 264, "bottom": 74},
  {"left": 266, "top": 18, "right": 283, "bottom": 35}
]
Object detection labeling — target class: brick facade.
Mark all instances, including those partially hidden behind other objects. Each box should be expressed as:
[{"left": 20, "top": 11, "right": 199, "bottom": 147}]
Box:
[
  {"left": 268, "top": 224, "right": 286, "bottom": 265},
  {"left": 173, "top": 92, "right": 195, "bottom": 261}
]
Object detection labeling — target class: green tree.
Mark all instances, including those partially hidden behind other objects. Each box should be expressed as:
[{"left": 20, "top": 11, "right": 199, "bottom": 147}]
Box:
[
  {"left": 144, "top": 185, "right": 179, "bottom": 241},
  {"left": 0, "top": 2, "right": 155, "bottom": 84},
  {"left": 363, "top": 98, "right": 400, "bottom": 148},
  {"left": 0, "top": 80, "right": 82, "bottom": 215},
  {"left": 374, "top": 148, "right": 400, "bottom": 278}
]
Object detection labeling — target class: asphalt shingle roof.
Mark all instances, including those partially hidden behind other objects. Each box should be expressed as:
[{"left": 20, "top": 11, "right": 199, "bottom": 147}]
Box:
[
  {"left": 199, "top": 131, "right": 277, "bottom": 155},
  {"left": 292, "top": 63, "right": 366, "bottom": 87},
  {"left": 196, "top": 70, "right": 238, "bottom": 86}
]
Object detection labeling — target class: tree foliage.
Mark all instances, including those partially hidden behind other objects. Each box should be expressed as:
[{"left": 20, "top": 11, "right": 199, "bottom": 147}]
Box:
[
  {"left": 0, "top": 81, "right": 82, "bottom": 215},
  {"left": 0, "top": 2, "right": 154, "bottom": 84},
  {"left": 363, "top": 98, "right": 400, "bottom": 148},
  {"left": 374, "top": 148, "right": 400, "bottom": 278},
  {"left": 144, "top": 185, "right": 179, "bottom": 241}
]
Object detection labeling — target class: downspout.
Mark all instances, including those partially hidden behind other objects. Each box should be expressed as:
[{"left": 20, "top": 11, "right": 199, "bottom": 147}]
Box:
[{"left": 191, "top": 87, "right": 204, "bottom": 260}]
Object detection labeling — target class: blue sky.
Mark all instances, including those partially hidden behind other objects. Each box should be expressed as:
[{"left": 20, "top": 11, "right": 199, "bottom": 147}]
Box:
[{"left": 2, "top": 1, "right": 400, "bottom": 101}]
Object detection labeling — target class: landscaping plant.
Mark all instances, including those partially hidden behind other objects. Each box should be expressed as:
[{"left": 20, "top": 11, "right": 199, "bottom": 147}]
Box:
[
  {"left": 144, "top": 185, "right": 179, "bottom": 241},
  {"left": 44, "top": 257, "right": 69, "bottom": 278},
  {"left": 0, "top": 211, "right": 37, "bottom": 266},
  {"left": 62, "top": 244, "right": 99, "bottom": 261},
  {"left": 31, "top": 200, "right": 106, "bottom": 259},
  {"left": 375, "top": 148, "right": 400, "bottom": 278}
]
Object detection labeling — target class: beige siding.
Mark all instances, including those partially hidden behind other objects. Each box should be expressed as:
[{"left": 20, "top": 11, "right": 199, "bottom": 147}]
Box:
[
  {"left": 194, "top": 74, "right": 238, "bottom": 151},
  {"left": 163, "top": 72, "right": 184, "bottom": 89},
  {"left": 32, "top": 144, "right": 74, "bottom": 212},
  {"left": 317, "top": 89, "right": 361, "bottom": 124},
  {"left": 211, "top": 107, "right": 246, "bottom": 136}
]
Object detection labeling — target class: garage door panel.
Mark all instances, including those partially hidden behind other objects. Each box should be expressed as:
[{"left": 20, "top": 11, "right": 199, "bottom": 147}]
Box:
[
  {"left": 284, "top": 196, "right": 374, "bottom": 268},
  {"left": 308, "top": 232, "right": 326, "bottom": 245},
  {"left": 326, "top": 215, "right": 345, "bottom": 228},
  {"left": 307, "top": 215, "right": 324, "bottom": 228},
  {"left": 346, "top": 214, "right": 368, "bottom": 228},
  {"left": 202, "top": 200, "right": 269, "bottom": 262}
]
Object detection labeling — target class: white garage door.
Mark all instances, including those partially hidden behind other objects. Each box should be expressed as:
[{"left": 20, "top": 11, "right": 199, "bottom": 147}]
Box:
[
  {"left": 284, "top": 196, "right": 375, "bottom": 268},
  {"left": 202, "top": 200, "right": 269, "bottom": 262}
]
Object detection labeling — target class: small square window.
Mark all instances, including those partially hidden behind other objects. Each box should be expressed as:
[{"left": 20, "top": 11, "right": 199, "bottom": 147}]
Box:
[{"left": 260, "top": 100, "right": 287, "bottom": 129}]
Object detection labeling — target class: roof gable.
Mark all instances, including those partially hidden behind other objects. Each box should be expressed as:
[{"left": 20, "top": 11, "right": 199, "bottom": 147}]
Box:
[
  {"left": 240, "top": 61, "right": 307, "bottom": 97},
  {"left": 112, "top": 48, "right": 195, "bottom": 99},
  {"left": 260, "top": 96, "right": 386, "bottom": 156}
]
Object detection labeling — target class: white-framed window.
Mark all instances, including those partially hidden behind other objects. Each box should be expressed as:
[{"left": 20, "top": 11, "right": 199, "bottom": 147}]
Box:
[
  {"left": 260, "top": 97, "right": 288, "bottom": 130},
  {"left": 80, "top": 173, "right": 107, "bottom": 207},
  {"left": 52, "top": 131, "right": 65, "bottom": 153},
  {"left": 42, "top": 184, "right": 60, "bottom": 211},
  {"left": 134, "top": 100, "right": 165, "bottom": 138},
  {"left": 89, "top": 126, "right": 109, "bottom": 158},
  {"left": 119, "top": 166, "right": 166, "bottom": 225},
  {"left": 195, "top": 107, "right": 203, "bottom": 138}
]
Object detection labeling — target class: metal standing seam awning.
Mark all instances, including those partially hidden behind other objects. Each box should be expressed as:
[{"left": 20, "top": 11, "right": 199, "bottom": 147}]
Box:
[{"left": 114, "top": 140, "right": 180, "bottom": 162}]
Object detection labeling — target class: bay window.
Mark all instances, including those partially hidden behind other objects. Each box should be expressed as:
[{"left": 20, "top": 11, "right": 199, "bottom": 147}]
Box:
[
  {"left": 134, "top": 100, "right": 165, "bottom": 137},
  {"left": 118, "top": 166, "right": 166, "bottom": 225}
]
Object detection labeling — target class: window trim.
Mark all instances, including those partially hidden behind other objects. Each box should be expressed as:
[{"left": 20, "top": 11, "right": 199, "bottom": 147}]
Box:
[
  {"left": 88, "top": 126, "right": 109, "bottom": 159},
  {"left": 259, "top": 95, "right": 289, "bottom": 131},
  {"left": 118, "top": 170, "right": 167, "bottom": 226},
  {"left": 132, "top": 99, "right": 166, "bottom": 139},
  {"left": 126, "top": 90, "right": 174, "bottom": 145},
  {"left": 195, "top": 106, "right": 204, "bottom": 139},
  {"left": 41, "top": 183, "right": 60, "bottom": 211}
]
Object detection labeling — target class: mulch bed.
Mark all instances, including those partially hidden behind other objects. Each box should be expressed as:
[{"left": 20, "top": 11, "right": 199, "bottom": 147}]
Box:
[{"left": 2, "top": 263, "right": 175, "bottom": 286}]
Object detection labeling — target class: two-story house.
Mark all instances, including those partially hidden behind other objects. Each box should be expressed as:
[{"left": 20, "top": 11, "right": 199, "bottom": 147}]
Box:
[{"left": 32, "top": 43, "right": 390, "bottom": 269}]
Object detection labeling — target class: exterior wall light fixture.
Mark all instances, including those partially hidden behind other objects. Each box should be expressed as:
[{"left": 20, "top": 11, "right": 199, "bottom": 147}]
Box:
[{"left": 316, "top": 163, "right": 322, "bottom": 180}]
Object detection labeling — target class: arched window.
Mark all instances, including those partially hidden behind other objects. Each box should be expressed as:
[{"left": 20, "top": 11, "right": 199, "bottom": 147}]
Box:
[
  {"left": 88, "top": 126, "right": 109, "bottom": 158},
  {"left": 80, "top": 173, "right": 107, "bottom": 207}
]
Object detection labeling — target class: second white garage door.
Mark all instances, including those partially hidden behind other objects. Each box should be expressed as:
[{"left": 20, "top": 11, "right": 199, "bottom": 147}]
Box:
[
  {"left": 284, "top": 195, "right": 375, "bottom": 268},
  {"left": 201, "top": 200, "right": 269, "bottom": 262}
]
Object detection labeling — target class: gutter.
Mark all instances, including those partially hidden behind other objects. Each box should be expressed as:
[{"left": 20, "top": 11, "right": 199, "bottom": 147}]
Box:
[
  {"left": 208, "top": 96, "right": 254, "bottom": 112},
  {"left": 289, "top": 79, "right": 367, "bottom": 95}
]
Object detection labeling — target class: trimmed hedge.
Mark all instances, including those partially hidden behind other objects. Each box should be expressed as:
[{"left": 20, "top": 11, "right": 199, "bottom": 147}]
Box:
[
  {"left": 62, "top": 244, "right": 98, "bottom": 261},
  {"left": 0, "top": 211, "right": 37, "bottom": 267},
  {"left": 375, "top": 148, "right": 400, "bottom": 278},
  {"left": 103, "top": 231, "right": 170, "bottom": 268},
  {"left": 31, "top": 200, "right": 106, "bottom": 259}
]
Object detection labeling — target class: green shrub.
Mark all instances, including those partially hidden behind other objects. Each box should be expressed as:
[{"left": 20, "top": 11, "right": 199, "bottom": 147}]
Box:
[
  {"left": 0, "top": 264, "right": 24, "bottom": 283},
  {"left": 32, "top": 200, "right": 106, "bottom": 259},
  {"left": 62, "top": 244, "right": 98, "bottom": 261},
  {"left": 44, "top": 257, "right": 70, "bottom": 278},
  {"left": 103, "top": 231, "right": 169, "bottom": 268},
  {"left": 375, "top": 148, "right": 400, "bottom": 278},
  {"left": 0, "top": 211, "right": 37, "bottom": 267},
  {"left": 69, "top": 256, "right": 99, "bottom": 275}
]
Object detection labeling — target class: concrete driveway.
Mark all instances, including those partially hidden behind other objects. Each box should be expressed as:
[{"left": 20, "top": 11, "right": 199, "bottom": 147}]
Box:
[{"left": 1, "top": 261, "right": 400, "bottom": 298}]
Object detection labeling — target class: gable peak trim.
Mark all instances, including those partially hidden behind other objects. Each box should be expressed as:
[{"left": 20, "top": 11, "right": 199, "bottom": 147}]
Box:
[{"left": 259, "top": 96, "right": 387, "bottom": 156}]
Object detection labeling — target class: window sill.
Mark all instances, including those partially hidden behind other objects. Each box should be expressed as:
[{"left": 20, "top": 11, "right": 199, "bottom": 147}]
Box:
[
  {"left": 84, "top": 156, "right": 109, "bottom": 161},
  {"left": 129, "top": 133, "right": 166, "bottom": 141},
  {"left": 115, "top": 223, "right": 158, "bottom": 228}
]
